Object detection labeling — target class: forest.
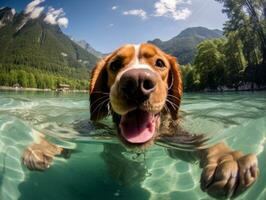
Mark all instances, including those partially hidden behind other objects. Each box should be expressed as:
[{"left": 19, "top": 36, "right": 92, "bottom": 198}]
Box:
[
  {"left": 181, "top": 0, "right": 266, "bottom": 91},
  {"left": 0, "top": 65, "right": 89, "bottom": 90}
]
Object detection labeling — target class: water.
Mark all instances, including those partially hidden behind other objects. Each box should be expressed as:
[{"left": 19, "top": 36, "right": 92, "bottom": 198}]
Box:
[{"left": 0, "top": 91, "right": 265, "bottom": 200}]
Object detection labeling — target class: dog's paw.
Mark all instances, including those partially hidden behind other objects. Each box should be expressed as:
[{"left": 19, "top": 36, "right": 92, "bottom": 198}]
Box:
[
  {"left": 22, "top": 139, "right": 64, "bottom": 171},
  {"left": 22, "top": 146, "right": 53, "bottom": 171},
  {"left": 200, "top": 152, "right": 259, "bottom": 198}
]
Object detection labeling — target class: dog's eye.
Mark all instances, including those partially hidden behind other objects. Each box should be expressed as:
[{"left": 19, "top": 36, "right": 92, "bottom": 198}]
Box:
[
  {"left": 155, "top": 59, "right": 165, "bottom": 68},
  {"left": 110, "top": 59, "right": 122, "bottom": 72}
]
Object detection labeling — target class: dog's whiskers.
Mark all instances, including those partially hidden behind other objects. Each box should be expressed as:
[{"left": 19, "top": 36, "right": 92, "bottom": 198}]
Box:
[
  {"left": 163, "top": 104, "right": 171, "bottom": 115},
  {"left": 95, "top": 98, "right": 110, "bottom": 121},
  {"left": 166, "top": 99, "right": 179, "bottom": 110},
  {"left": 107, "top": 102, "right": 112, "bottom": 117},
  {"left": 90, "top": 95, "right": 109, "bottom": 108},
  {"left": 167, "top": 94, "right": 181, "bottom": 101},
  {"left": 91, "top": 98, "right": 110, "bottom": 120}
]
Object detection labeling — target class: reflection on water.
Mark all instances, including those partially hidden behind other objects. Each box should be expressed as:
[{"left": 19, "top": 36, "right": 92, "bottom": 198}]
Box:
[{"left": 0, "top": 91, "right": 266, "bottom": 199}]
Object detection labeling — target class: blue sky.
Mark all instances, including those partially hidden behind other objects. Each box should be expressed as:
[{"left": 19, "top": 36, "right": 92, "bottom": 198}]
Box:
[{"left": 0, "top": 0, "right": 227, "bottom": 53}]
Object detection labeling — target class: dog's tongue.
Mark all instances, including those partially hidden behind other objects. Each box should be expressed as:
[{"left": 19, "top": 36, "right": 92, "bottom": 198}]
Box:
[{"left": 120, "top": 109, "right": 156, "bottom": 144}]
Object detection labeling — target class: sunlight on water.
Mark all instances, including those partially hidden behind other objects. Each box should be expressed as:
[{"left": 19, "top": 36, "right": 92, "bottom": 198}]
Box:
[{"left": 0, "top": 91, "right": 265, "bottom": 200}]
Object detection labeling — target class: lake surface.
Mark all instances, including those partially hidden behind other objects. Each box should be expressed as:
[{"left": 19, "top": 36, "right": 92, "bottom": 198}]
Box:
[{"left": 0, "top": 91, "right": 265, "bottom": 200}]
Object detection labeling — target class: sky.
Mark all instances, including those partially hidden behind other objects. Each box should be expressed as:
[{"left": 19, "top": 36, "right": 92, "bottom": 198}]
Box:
[{"left": 0, "top": 0, "right": 228, "bottom": 53}]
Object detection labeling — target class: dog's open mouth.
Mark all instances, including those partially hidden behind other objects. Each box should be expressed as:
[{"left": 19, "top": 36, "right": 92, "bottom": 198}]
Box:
[{"left": 119, "top": 109, "right": 159, "bottom": 144}]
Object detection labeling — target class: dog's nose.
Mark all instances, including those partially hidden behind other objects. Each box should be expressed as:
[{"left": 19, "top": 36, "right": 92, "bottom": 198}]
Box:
[{"left": 120, "top": 69, "right": 157, "bottom": 102}]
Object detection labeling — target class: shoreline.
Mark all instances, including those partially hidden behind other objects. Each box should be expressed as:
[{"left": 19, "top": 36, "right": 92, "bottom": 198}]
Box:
[
  {"left": 185, "top": 83, "right": 266, "bottom": 93},
  {"left": 0, "top": 86, "right": 89, "bottom": 93},
  {"left": 1, "top": 86, "right": 265, "bottom": 94},
  {"left": 202, "top": 88, "right": 266, "bottom": 93}
]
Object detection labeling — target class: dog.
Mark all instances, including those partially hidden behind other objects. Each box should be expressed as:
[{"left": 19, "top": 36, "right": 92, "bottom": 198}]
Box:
[{"left": 22, "top": 43, "right": 259, "bottom": 199}]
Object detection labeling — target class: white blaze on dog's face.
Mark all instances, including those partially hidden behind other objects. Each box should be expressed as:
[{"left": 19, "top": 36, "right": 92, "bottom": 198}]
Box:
[
  {"left": 110, "top": 44, "right": 167, "bottom": 115},
  {"left": 90, "top": 43, "right": 182, "bottom": 147},
  {"left": 114, "top": 45, "right": 154, "bottom": 81}
]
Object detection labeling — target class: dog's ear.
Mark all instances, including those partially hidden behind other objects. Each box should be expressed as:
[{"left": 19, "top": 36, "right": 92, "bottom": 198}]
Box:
[
  {"left": 89, "top": 58, "right": 110, "bottom": 121},
  {"left": 166, "top": 55, "right": 183, "bottom": 120}
]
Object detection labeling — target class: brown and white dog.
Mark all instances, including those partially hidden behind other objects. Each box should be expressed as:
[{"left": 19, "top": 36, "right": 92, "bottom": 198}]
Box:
[
  {"left": 90, "top": 43, "right": 182, "bottom": 147},
  {"left": 23, "top": 43, "right": 259, "bottom": 199}
]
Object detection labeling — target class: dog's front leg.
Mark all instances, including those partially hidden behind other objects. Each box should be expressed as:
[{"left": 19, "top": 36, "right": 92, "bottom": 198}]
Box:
[
  {"left": 198, "top": 142, "right": 259, "bottom": 198},
  {"left": 167, "top": 142, "right": 259, "bottom": 198},
  {"left": 22, "top": 136, "right": 68, "bottom": 171}
]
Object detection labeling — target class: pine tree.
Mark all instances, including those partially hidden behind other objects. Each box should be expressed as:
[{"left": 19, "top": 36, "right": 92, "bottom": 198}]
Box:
[{"left": 28, "top": 73, "right": 37, "bottom": 88}]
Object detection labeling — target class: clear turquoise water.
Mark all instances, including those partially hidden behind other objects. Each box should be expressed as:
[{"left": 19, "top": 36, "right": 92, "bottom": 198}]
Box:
[{"left": 0, "top": 91, "right": 265, "bottom": 200}]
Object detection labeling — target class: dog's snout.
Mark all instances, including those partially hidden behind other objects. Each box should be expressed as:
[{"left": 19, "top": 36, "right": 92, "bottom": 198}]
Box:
[
  {"left": 120, "top": 69, "right": 157, "bottom": 102},
  {"left": 120, "top": 76, "right": 138, "bottom": 97},
  {"left": 141, "top": 78, "right": 156, "bottom": 95}
]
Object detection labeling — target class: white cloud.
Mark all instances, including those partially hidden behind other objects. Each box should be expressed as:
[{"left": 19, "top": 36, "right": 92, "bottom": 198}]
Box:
[
  {"left": 23, "top": 1, "right": 69, "bottom": 28},
  {"left": 112, "top": 6, "right": 118, "bottom": 10},
  {"left": 44, "top": 7, "right": 69, "bottom": 28},
  {"left": 25, "top": 0, "right": 45, "bottom": 19},
  {"left": 171, "top": 8, "right": 191, "bottom": 20},
  {"left": 57, "top": 17, "right": 68, "bottom": 28},
  {"left": 123, "top": 9, "right": 147, "bottom": 20},
  {"left": 154, "top": 0, "right": 191, "bottom": 20},
  {"left": 25, "top": 0, "right": 44, "bottom": 13},
  {"left": 30, "top": 6, "right": 44, "bottom": 19}
]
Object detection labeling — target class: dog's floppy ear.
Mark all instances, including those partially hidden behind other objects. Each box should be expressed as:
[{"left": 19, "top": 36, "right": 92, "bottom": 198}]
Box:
[
  {"left": 166, "top": 55, "right": 183, "bottom": 120},
  {"left": 89, "top": 58, "right": 110, "bottom": 121}
]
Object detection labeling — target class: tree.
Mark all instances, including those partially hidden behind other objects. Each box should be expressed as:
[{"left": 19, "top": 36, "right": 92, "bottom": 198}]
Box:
[
  {"left": 0, "top": 72, "right": 9, "bottom": 86},
  {"left": 43, "top": 75, "right": 53, "bottom": 89},
  {"left": 216, "top": 0, "right": 266, "bottom": 87},
  {"left": 181, "top": 64, "right": 201, "bottom": 91},
  {"left": 17, "top": 70, "right": 28, "bottom": 87},
  {"left": 194, "top": 39, "right": 226, "bottom": 90},
  {"left": 9, "top": 70, "right": 18, "bottom": 86},
  {"left": 224, "top": 32, "right": 248, "bottom": 88},
  {"left": 216, "top": 0, "right": 266, "bottom": 62},
  {"left": 28, "top": 73, "right": 37, "bottom": 88}
]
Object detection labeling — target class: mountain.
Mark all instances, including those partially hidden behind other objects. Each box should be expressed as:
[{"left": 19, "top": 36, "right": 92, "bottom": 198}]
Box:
[
  {"left": 0, "top": 7, "right": 15, "bottom": 28},
  {"left": 212, "top": 29, "right": 223, "bottom": 36},
  {"left": 73, "top": 39, "right": 102, "bottom": 59},
  {"left": 148, "top": 27, "right": 223, "bottom": 65},
  {"left": 0, "top": 7, "right": 99, "bottom": 83}
]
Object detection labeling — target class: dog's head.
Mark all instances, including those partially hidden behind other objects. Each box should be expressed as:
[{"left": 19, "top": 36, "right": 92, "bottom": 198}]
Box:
[{"left": 89, "top": 43, "right": 182, "bottom": 148}]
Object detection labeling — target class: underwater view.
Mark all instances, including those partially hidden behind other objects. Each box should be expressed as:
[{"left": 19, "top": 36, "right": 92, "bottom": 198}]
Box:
[{"left": 0, "top": 91, "right": 265, "bottom": 200}]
